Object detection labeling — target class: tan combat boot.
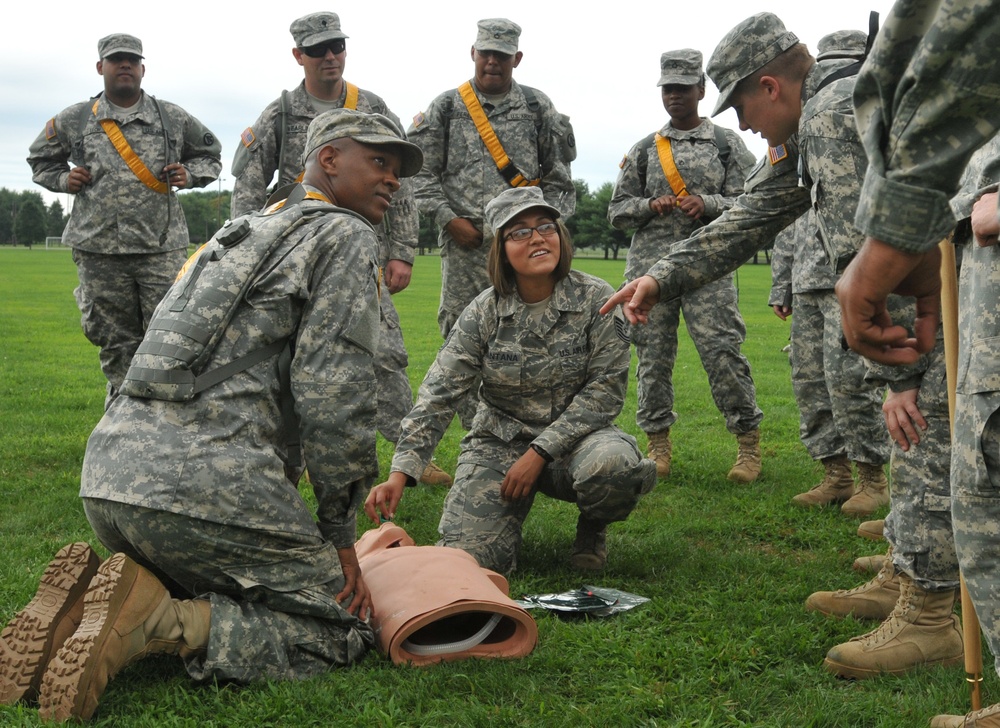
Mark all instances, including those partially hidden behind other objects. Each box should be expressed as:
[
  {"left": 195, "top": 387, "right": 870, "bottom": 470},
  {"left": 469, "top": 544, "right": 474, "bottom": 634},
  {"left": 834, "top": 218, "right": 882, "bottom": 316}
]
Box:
[
  {"left": 0, "top": 543, "right": 100, "bottom": 705},
  {"left": 842, "top": 461, "right": 890, "bottom": 516},
  {"left": 570, "top": 515, "right": 608, "bottom": 571},
  {"left": 931, "top": 703, "right": 1000, "bottom": 727},
  {"left": 805, "top": 557, "right": 900, "bottom": 620},
  {"left": 791, "top": 454, "right": 853, "bottom": 507},
  {"left": 419, "top": 461, "right": 453, "bottom": 487},
  {"left": 853, "top": 553, "right": 889, "bottom": 575},
  {"left": 646, "top": 429, "right": 672, "bottom": 478},
  {"left": 823, "top": 573, "right": 963, "bottom": 679},
  {"left": 38, "top": 553, "right": 211, "bottom": 722},
  {"left": 727, "top": 429, "right": 761, "bottom": 483},
  {"left": 858, "top": 519, "right": 885, "bottom": 541}
]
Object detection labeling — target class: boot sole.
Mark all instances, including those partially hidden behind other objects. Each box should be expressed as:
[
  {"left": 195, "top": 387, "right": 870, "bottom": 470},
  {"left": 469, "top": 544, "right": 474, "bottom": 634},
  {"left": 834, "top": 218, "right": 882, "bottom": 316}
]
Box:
[
  {"left": 0, "top": 542, "right": 99, "bottom": 705},
  {"left": 38, "top": 552, "right": 150, "bottom": 722},
  {"left": 824, "top": 652, "right": 964, "bottom": 680}
]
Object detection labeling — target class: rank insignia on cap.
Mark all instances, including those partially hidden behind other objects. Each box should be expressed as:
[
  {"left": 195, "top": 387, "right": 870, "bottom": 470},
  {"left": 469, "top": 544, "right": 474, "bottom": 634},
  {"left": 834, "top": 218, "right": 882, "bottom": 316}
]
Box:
[
  {"left": 240, "top": 127, "right": 256, "bottom": 147},
  {"left": 45, "top": 118, "right": 57, "bottom": 140},
  {"left": 412, "top": 111, "right": 425, "bottom": 128},
  {"left": 768, "top": 144, "right": 789, "bottom": 165}
]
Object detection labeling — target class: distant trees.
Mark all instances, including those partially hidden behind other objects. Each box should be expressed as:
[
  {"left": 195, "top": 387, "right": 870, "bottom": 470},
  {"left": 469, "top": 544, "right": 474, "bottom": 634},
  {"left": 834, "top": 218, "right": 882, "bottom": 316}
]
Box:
[
  {"left": 565, "top": 180, "right": 632, "bottom": 259},
  {"left": 177, "top": 189, "right": 233, "bottom": 245},
  {"left": 0, "top": 188, "right": 68, "bottom": 246}
]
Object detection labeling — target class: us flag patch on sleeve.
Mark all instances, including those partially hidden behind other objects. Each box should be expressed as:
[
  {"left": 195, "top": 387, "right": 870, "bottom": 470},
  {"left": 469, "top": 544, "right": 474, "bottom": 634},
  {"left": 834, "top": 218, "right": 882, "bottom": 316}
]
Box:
[
  {"left": 768, "top": 144, "right": 788, "bottom": 165},
  {"left": 45, "top": 118, "right": 57, "bottom": 140},
  {"left": 240, "top": 127, "right": 255, "bottom": 148},
  {"left": 412, "top": 111, "right": 425, "bottom": 128}
]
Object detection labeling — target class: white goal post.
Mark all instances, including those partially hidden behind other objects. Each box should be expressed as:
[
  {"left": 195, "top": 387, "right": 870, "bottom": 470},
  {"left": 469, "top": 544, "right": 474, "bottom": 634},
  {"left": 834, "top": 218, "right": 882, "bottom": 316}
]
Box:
[{"left": 44, "top": 236, "right": 72, "bottom": 250}]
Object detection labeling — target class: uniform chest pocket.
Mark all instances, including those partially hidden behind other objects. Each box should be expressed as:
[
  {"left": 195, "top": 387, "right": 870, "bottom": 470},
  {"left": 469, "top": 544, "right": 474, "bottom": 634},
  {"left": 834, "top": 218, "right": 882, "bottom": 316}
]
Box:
[{"left": 482, "top": 344, "right": 523, "bottom": 388}]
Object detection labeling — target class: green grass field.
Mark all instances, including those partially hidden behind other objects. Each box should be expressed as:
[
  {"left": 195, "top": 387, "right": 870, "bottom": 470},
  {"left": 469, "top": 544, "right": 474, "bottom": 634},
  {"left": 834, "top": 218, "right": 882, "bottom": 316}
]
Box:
[{"left": 0, "top": 248, "right": 992, "bottom": 727}]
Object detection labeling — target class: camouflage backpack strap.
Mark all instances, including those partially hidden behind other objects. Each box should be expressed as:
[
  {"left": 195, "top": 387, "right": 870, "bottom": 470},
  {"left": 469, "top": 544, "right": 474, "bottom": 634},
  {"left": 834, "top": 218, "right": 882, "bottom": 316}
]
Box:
[
  {"left": 816, "top": 11, "right": 880, "bottom": 93},
  {"left": 713, "top": 125, "right": 731, "bottom": 168},
  {"left": 275, "top": 89, "right": 291, "bottom": 189}
]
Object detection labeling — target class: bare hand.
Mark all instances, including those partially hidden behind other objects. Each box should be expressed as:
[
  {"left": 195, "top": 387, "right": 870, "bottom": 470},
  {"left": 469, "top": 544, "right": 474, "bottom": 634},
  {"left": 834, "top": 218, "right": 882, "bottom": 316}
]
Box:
[
  {"left": 772, "top": 304, "right": 791, "bottom": 321},
  {"left": 599, "top": 275, "right": 661, "bottom": 324},
  {"left": 446, "top": 218, "right": 483, "bottom": 249},
  {"left": 336, "top": 547, "right": 373, "bottom": 620},
  {"left": 162, "top": 163, "right": 188, "bottom": 189},
  {"left": 649, "top": 194, "right": 677, "bottom": 216},
  {"left": 384, "top": 259, "right": 413, "bottom": 294},
  {"left": 883, "top": 387, "right": 926, "bottom": 451},
  {"left": 972, "top": 192, "right": 1000, "bottom": 247},
  {"left": 836, "top": 238, "right": 940, "bottom": 365},
  {"left": 676, "top": 195, "right": 705, "bottom": 220},
  {"left": 67, "top": 166, "right": 92, "bottom": 193},
  {"left": 364, "top": 472, "right": 408, "bottom": 524},
  {"left": 500, "top": 448, "right": 545, "bottom": 500}
]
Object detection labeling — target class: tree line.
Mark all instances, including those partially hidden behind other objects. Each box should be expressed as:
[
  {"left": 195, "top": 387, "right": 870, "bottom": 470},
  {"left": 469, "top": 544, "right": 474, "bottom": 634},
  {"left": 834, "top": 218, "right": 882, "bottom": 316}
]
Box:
[{"left": 0, "top": 189, "right": 68, "bottom": 246}]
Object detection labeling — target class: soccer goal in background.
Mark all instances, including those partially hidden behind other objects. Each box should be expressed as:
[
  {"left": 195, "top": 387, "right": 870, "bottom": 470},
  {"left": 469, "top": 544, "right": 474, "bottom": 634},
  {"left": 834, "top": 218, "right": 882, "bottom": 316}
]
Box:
[{"left": 45, "top": 237, "right": 71, "bottom": 250}]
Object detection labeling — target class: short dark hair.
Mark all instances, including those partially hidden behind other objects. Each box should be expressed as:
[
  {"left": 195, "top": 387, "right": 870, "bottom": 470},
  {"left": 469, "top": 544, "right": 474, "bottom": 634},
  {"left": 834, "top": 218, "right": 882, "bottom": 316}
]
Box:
[
  {"left": 487, "top": 218, "right": 573, "bottom": 297},
  {"left": 735, "top": 42, "right": 813, "bottom": 96}
]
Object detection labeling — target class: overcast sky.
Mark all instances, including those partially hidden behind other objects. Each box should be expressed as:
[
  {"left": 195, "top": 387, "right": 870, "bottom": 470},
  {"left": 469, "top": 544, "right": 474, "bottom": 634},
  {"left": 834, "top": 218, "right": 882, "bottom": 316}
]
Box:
[{"left": 4, "top": 0, "right": 894, "bottom": 209}]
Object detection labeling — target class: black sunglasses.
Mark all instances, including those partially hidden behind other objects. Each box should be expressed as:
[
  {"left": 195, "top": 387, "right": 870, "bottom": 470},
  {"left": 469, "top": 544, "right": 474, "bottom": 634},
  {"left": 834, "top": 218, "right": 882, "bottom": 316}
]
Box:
[{"left": 301, "top": 40, "right": 346, "bottom": 58}]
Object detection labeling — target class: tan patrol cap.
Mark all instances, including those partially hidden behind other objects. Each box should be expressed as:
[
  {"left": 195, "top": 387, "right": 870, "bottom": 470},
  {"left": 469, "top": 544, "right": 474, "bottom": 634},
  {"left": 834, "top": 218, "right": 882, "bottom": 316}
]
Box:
[{"left": 305, "top": 109, "right": 423, "bottom": 178}]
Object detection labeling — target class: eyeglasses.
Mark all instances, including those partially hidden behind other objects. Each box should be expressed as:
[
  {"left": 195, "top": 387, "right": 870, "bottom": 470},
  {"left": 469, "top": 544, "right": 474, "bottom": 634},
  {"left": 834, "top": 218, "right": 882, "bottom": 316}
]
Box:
[
  {"left": 504, "top": 222, "right": 559, "bottom": 242},
  {"left": 301, "top": 40, "right": 346, "bottom": 57}
]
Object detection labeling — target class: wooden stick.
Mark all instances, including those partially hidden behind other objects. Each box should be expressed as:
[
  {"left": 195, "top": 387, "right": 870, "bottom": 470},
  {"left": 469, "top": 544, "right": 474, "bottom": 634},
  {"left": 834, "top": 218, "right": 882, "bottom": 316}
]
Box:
[{"left": 939, "top": 238, "right": 984, "bottom": 711}]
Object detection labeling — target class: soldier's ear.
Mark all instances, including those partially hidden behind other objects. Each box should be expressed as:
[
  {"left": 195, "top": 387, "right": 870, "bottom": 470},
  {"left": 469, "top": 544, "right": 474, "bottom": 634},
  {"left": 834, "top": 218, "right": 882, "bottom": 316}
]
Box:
[
  {"left": 316, "top": 144, "right": 339, "bottom": 176},
  {"left": 96, "top": 60, "right": 104, "bottom": 76},
  {"left": 513, "top": 51, "right": 523, "bottom": 68}
]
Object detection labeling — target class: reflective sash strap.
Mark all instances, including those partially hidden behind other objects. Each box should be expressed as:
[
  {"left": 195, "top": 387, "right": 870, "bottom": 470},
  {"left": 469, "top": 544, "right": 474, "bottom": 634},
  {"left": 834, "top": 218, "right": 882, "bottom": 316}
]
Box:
[
  {"left": 458, "top": 81, "right": 539, "bottom": 188},
  {"left": 265, "top": 189, "right": 332, "bottom": 214},
  {"left": 344, "top": 82, "right": 359, "bottom": 110},
  {"left": 93, "top": 100, "right": 169, "bottom": 194},
  {"left": 654, "top": 133, "right": 688, "bottom": 198}
]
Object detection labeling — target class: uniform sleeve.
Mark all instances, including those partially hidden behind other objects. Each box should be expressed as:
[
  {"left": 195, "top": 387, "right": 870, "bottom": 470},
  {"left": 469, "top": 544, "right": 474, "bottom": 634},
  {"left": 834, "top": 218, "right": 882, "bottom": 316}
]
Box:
[
  {"left": 384, "top": 177, "right": 418, "bottom": 264},
  {"left": 701, "top": 129, "right": 755, "bottom": 219},
  {"left": 853, "top": 0, "right": 1000, "bottom": 253},
  {"left": 532, "top": 282, "right": 628, "bottom": 460},
  {"left": 26, "top": 107, "right": 77, "bottom": 194},
  {"left": 408, "top": 93, "right": 459, "bottom": 230},
  {"left": 292, "top": 218, "right": 381, "bottom": 548},
  {"left": 768, "top": 220, "right": 795, "bottom": 308},
  {"left": 608, "top": 140, "right": 656, "bottom": 230},
  {"left": 176, "top": 108, "right": 222, "bottom": 189},
  {"left": 231, "top": 103, "right": 281, "bottom": 218},
  {"left": 536, "top": 100, "right": 577, "bottom": 219},
  {"left": 390, "top": 300, "right": 488, "bottom": 478},
  {"left": 647, "top": 146, "right": 810, "bottom": 301}
]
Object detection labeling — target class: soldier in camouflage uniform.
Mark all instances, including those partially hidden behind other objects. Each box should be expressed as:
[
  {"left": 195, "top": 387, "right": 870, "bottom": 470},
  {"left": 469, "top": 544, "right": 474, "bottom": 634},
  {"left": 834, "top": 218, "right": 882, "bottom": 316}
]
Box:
[
  {"left": 366, "top": 187, "right": 655, "bottom": 575},
  {"left": 603, "top": 13, "right": 890, "bottom": 506},
  {"left": 407, "top": 18, "right": 576, "bottom": 427},
  {"left": 0, "top": 110, "right": 423, "bottom": 721},
  {"left": 609, "top": 49, "right": 762, "bottom": 483},
  {"left": 229, "top": 13, "right": 450, "bottom": 486},
  {"left": 27, "top": 33, "right": 221, "bottom": 407},
  {"left": 767, "top": 31, "right": 890, "bottom": 513}
]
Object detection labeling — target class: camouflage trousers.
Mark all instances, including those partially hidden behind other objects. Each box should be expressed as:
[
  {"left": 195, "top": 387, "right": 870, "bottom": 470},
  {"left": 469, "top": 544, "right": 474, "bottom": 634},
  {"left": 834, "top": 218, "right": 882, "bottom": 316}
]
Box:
[
  {"left": 82, "top": 498, "right": 374, "bottom": 684},
  {"left": 632, "top": 273, "right": 761, "bottom": 435},
  {"left": 436, "top": 232, "right": 488, "bottom": 429},
  {"left": 883, "top": 343, "right": 958, "bottom": 591},
  {"left": 72, "top": 248, "right": 187, "bottom": 405},
  {"left": 951, "top": 390, "right": 1000, "bottom": 676},
  {"left": 375, "top": 291, "right": 413, "bottom": 444},
  {"left": 789, "top": 290, "right": 889, "bottom": 464},
  {"left": 438, "top": 427, "right": 656, "bottom": 573}
]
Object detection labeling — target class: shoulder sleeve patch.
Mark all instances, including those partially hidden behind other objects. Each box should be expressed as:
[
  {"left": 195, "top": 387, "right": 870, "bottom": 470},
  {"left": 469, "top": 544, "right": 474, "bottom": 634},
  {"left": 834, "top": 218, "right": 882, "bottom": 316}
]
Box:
[
  {"left": 45, "top": 118, "right": 57, "bottom": 140},
  {"left": 240, "top": 127, "right": 256, "bottom": 148},
  {"left": 613, "top": 307, "right": 631, "bottom": 344},
  {"left": 768, "top": 144, "right": 789, "bottom": 165},
  {"left": 412, "top": 111, "right": 425, "bottom": 128}
]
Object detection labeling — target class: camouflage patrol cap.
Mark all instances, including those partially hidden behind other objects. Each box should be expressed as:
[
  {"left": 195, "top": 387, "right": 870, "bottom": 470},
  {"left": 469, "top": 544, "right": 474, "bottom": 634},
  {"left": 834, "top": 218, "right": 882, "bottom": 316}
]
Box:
[
  {"left": 817, "top": 29, "right": 867, "bottom": 61},
  {"left": 657, "top": 49, "right": 704, "bottom": 87},
  {"left": 707, "top": 13, "right": 799, "bottom": 116},
  {"left": 474, "top": 18, "right": 521, "bottom": 55},
  {"left": 290, "top": 12, "right": 348, "bottom": 48},
  {"left": 98, "top": 33, "right": 143, "bottom": 59},
  {"left": 485, "top": 187, "right": 560, "bottom": 233},
  {"left": 304, "top": 109, "right": 423, "bottom": 177}
]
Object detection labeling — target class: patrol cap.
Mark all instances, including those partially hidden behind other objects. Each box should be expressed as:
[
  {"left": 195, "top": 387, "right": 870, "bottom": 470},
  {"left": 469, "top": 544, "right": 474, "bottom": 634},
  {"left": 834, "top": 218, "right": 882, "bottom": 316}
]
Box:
[
  {"left": 474, "top": 18, "right": 521, "bottom": 55},
  {"left": 304, "top": 109, "right": 423, "bottom": 178},
  {"left": 707, "top": 13, "right": 799, "bottom": 116},
  {"left": 98, "top": 33, "right": 143, "bottom": 59},
  {"left": 657, "top": 49, "right": 704, "bottom": 87},
  {"left": 817, "top": 29, "right": 867, "bottom": 61},
  {"left": 290, "top": 12, "right": 348, "bottom": 48},
  {"left": 485, "top": 187, "right": 560, "bottom": 233}
]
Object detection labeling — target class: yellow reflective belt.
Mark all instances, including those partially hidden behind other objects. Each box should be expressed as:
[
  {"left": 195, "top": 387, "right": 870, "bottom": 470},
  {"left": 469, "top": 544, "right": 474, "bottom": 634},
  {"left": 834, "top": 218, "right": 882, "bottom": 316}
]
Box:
[
  {"left": 93, "top": 100, "right": 168, "bottom": 194},
  {"left": 458, "top": 81, "right": 539, "bottom": 188},
  {"left": 264, "top": 190, "right": 332, "bottom": 214},
  {"left": 654, "top": 133, "right": 688, "bottom": 198},
  {"left": 344, "top": 82, "right": 359, "bottom": 110}
]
